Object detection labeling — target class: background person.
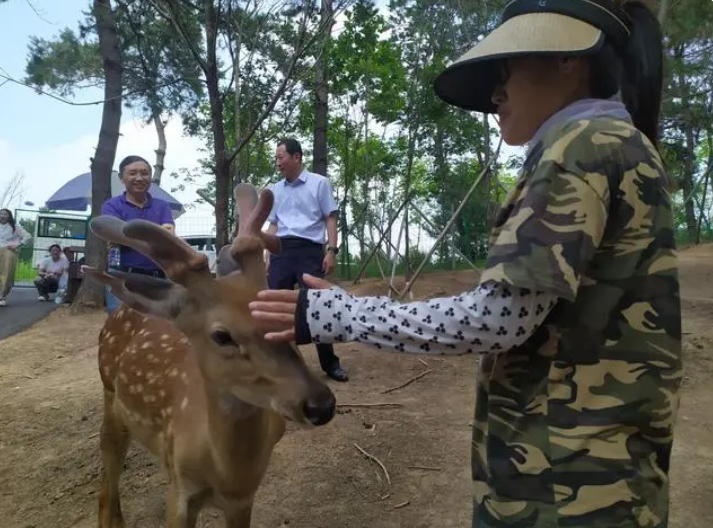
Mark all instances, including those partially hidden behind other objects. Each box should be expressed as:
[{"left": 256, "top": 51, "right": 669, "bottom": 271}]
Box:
[
  {"left": 101, "top": 155, "right": 175, "bottom": 314},
  {"left": 265, "top": 137, "right": 347, "bottom": 382},
  {"left": 0, "top": 208, "right": 32, "bottom": 307},
  {"left": 34, "top": 243, "right": 70, "bottom": 301}
]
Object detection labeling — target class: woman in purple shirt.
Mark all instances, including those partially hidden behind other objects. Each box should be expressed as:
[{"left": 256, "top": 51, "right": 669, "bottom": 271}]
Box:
[{"left": 100, "top": 155, "right": 175, "bottom": 313}]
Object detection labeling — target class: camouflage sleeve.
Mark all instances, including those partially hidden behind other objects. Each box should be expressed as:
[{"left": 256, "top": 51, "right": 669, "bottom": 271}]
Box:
[{"left": 480, "top": 146, "right": 612, "bottom": 302}]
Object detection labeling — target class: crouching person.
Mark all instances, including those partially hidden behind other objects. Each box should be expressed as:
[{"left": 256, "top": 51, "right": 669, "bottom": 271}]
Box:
[{"left": 35, "top": 244, "right": 69, "bottom": 301}]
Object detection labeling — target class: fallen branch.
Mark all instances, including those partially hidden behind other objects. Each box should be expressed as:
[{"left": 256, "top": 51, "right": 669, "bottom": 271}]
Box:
[
  {"left": 336, "top": 403, "right": 404, "bottom": 409},
  {"left": 392, "top": 500, "right": 410, "bottom": 509},
  {"left": 417, "top": 358, "right": 429, "bottom": 368},
  {"left": 381, "top": 369, "right": 433, "bottom": 394},
  {"left": 354, "top": 442, "right": 392, "bottom": 494},
  {"left": 407, "top": 465, "right": 442, "bottom": 471}
]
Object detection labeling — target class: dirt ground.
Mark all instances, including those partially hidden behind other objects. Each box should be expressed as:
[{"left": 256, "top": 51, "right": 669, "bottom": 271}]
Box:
[{"left": 1, "top": 248, "right": 712, "bottom": 528}]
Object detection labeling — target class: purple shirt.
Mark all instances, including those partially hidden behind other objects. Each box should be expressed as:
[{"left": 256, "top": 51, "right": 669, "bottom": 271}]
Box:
[{"left": 101, "top": 192, "right": 174, "bottom": 270}]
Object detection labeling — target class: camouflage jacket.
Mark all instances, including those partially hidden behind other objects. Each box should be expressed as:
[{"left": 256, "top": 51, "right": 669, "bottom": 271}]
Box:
[{"left": 474, "top": 116, "right": 683, "bottom": 528}]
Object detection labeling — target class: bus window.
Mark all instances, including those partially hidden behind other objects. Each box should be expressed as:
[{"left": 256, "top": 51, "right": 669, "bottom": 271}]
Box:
[{"left": 37, "top": 217, "right": 88, "bottom": 240}]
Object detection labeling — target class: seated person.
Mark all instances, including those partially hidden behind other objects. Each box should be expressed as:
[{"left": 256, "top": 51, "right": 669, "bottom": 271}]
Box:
[{"left": 35, "top": 244, "right": 70, "bottom": 301}]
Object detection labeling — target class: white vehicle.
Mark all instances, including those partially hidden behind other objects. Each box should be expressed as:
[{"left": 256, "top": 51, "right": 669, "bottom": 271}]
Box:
[
  {"left": 32, "top": 212, "right": 89, "bottom": 268},
  {"left": 181, "top": 235, "right": 217, "bottom": 274},
  {"left": 32, "top": 211, "right": 218, "bottom": 274}
]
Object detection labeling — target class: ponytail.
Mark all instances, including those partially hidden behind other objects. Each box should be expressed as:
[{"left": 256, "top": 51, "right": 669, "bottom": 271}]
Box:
[
  {"left": 619, "top": 1, "right": 664, "bottom": 147},
  {"left": 588, "top": 1, "right": 664, "bottom": 147}
]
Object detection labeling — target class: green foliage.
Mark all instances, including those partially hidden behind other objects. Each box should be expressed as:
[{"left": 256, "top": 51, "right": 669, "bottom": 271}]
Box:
[
  {"left": 13, "top": 260, "right": 37, "bottom": 283},
  {"left": 25, "top": 1, "right": 203, "bottom": 121},
  {"left": 19, "top": 0, "right": 713, "bottom": 266}
]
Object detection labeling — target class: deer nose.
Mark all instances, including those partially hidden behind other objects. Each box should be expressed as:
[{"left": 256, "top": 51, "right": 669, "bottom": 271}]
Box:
[{"left": 302, "top": 390, "right": 336, "bottom": 426}]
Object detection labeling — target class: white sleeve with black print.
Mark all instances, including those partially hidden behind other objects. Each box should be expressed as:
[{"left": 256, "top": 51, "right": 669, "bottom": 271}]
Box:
[{"left": 304, "top": 280, "right": 559, "bottom": 355}]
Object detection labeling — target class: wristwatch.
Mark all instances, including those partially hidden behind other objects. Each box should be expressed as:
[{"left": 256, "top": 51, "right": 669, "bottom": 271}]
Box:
[{"left": 327, "top": 245, "right": 339, "bottom": 255}]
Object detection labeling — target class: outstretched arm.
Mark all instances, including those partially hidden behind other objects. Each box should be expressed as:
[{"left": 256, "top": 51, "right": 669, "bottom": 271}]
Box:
[{"left": 250, "top": 275, "right": 558, "bottom": 355}]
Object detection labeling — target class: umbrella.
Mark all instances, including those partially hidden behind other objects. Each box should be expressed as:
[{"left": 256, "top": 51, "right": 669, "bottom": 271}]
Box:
[{"left": 45, "top": 171, "right": 186, "bottom": 219}]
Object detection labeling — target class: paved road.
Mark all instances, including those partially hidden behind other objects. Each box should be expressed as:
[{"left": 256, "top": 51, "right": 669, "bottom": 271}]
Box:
[{"left": 0, "top": 287, "right": 59, "bottom": 341}]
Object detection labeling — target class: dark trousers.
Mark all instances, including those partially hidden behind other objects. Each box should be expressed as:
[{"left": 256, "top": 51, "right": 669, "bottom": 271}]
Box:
[
  {"left": 35, "top": 276, "right": 59, "bottom": 297},
  {"left": 267, "top": 237, "right": 340, "bottom": 372}
]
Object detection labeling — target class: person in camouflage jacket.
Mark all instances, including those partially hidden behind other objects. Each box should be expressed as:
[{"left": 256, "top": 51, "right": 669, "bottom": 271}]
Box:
[{"left": 249, "top": 0, "right": 681, "bottom": 527}]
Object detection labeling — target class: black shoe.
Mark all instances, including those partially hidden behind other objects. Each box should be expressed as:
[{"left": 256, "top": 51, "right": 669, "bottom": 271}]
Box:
[{"left": 325, "top": 365, "right": 349, "bottom": 382}]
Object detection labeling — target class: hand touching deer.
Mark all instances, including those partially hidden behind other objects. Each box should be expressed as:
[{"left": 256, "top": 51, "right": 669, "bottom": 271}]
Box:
[{"left": 83, "top": 184, "right": 336, "bottom": 528}]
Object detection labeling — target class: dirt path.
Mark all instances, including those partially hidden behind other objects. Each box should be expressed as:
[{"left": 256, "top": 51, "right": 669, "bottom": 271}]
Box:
[{"left": 1, "top": 250, "right": 711, "bottom": 528}]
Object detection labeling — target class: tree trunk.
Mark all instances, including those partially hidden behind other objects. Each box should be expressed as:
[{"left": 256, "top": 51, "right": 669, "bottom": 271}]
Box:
[
  {"left": 677, "top": 56, "right": 699, "bottom": 240},
  {"left": 312, "top": 0, "right": 333, "bottom": 177},
  {"left": 71, "top": 0, "right": 123, "bottom": 314},
  {"left": 403, "top": 126, "right": 417, "bottom": 281},
  {"left": 204, "top": 0, "right": 230, "bottom": 250},
  {"left": 152, "top": 113, "right": 166, "bottom": 185}
]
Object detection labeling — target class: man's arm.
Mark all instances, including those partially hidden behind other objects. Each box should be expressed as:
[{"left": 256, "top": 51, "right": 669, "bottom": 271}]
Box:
[
  {"left": 318, "top": 179, "right": 339, "bottom": 273},
  {"left": 326, "top": 213, "right": 338, "bottom": 249},
  {"left": 38, "top": 259, "right": 48, "bottom": 277},
  {"left": 160, "top": 202, "right": 176, "bottom": 233},
  {"left": 264, "top": 222, "right": 278, "bottom": 267}
]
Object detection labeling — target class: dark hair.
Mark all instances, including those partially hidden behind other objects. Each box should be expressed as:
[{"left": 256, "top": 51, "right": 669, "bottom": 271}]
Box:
[
  {"left": 48, "top": 244, "right": 62, "bottom": 253},
  {"left": 588, "top": 1, "right": 663, "bottom": 146},
  {"left": 0, "top": 208, "right": 16, "bottom": 232},
  {"left": 118, "top": 155, "right": 152, "bottom": 177},
  {"left": 277, "top": 138, "right": 303, "bottom": 159}
]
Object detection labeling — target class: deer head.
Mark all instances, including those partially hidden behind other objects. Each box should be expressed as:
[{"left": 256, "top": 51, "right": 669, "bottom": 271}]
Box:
[{"left": 83, "top": 184, "right": 336, "bottom": 427}]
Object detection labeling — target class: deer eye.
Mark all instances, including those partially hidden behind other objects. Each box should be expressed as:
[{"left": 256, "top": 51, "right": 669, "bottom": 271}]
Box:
[{"left": 211, "top": 329, "right": 234, "bottom": 346}]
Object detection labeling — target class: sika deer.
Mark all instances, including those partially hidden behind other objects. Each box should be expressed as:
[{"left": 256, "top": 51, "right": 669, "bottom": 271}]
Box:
[{"left": 83, "top": 184, "right": 336, "bottom": 528}]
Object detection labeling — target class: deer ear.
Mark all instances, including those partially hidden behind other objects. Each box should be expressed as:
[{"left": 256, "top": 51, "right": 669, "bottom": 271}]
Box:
[{"left": 82, "top": 267, "right": 190, "bottom": 319}]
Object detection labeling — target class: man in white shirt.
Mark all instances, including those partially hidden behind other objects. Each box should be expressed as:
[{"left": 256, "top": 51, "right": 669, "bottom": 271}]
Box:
[{"left": 265, "top": 138, "right": 348, "bottom": 382}]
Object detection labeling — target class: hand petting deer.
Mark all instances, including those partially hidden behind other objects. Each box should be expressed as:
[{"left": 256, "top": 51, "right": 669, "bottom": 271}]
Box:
[{"left": 83, "top": 183, "right": 337, "bottom": 528}]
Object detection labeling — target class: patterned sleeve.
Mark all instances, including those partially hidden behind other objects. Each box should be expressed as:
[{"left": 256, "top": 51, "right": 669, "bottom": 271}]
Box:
[
  {"left": 294, "top": 280, "right": 558, "bottom": 355},
  {"left": 479, "top": 129, "right": 612, "bottom": 302}
]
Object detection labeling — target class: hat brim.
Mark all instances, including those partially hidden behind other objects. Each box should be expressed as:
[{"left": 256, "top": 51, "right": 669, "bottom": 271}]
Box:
[{"left": 433, "top": 13, "right": 606, "bottom": 113}]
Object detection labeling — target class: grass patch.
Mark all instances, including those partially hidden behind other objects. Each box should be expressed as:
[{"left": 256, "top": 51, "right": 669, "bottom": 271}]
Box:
[{"left": 14, "top": 260, "right": 37, "bottom": 282}]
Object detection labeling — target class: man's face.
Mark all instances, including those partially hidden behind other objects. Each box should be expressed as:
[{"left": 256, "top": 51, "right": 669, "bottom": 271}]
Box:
[
  {"left": 275, "top": 145, "right": 301, "bottom": 179},
  {"left": 121, "top": 161, "right": 152, "bottom": 194},
  {"left": 50, "top": 246, "right": 61, "bottom": 259}
]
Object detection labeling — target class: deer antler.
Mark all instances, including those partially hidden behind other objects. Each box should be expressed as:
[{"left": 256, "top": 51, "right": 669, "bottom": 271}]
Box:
[
  {"left": 232, "top": 183, "right": 281, "bottom": 253},
  {"left": 227, "top": 184, "right": 280, "bottom": 284},
  {"left": 89, "top": 216, "right": 209, "bottom": 284}
]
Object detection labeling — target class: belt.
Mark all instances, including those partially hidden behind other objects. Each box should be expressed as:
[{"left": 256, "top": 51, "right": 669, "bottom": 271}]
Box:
[
  {"left": 279, "top": 236, "right": 324, "bottom": 247},
  {"left": 117, "top": 266, "right": 166, "bottom": 278}
]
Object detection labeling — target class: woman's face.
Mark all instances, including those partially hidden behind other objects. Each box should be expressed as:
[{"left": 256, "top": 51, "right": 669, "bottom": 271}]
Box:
[
  {"left": 121, "top": 161, "right": 152, "bottom": 195},
  {"left": 50, "top": 246, "right": 62, "bottom": 260},
  {"left": 0, "top": 210, "right": 10, "bottom": 224},
  {"left": 491, "top": 57, "right": 588, "bottom": 146}
]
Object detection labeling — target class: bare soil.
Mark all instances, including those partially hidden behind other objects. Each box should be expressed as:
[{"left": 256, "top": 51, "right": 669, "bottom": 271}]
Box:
[{"left": 1, "top": 248, "right": 711, "bottom": 528}]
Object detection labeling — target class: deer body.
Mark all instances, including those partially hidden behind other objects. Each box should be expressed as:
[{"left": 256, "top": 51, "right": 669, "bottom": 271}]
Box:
[{"left": 88, "top": 185, "right": 335, "bottom": 528}]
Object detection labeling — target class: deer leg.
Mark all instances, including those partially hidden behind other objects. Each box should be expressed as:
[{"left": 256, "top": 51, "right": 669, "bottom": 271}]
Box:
[
  {"left": 224, "top": 502, "right": 254, "bottom": 528},
  {"left": 97, "top": 391, "right": 130, "bottom": 528},
  {"left": 165, "top": 482, "right": 200, "bottom": 528}
]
